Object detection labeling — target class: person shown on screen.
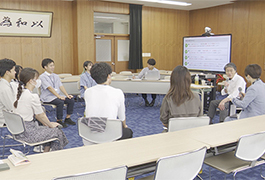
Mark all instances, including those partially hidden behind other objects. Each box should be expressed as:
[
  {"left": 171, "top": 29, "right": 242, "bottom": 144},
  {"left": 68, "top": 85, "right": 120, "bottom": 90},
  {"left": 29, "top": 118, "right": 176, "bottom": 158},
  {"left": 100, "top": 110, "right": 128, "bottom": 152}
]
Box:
[
  {"left": 84, "top": 62, "right": 133, "bottom": 145},
  {"left": 225, "top": 64, "right": 265, "bottom": 122},
  {"left": 0, "top": 58, "right": 16, "bottom": 126},
  {"left": 39, "top": 58, "right": 75, "bottom": 128},
  {"left": 207, "top": 63, "right": 246, "bottom": 124},
  {"left": 160, "top": 66, "right": 201, "bottom": 128},
  {"left": 13, "top": 68, "right": 68, "bottom": 152},
  {"left": 133, "top": 58, "right": 160, "bottom": 107},
  {"left": 79, "top": 61, "right": 97, "bottom": 98}
]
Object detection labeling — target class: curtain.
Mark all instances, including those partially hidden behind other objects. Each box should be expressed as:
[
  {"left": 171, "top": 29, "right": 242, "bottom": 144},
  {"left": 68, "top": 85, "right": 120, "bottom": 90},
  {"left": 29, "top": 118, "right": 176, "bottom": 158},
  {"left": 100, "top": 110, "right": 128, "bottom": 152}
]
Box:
[{"left": 128, "top": 4, "right": 143, "bottom": 69}]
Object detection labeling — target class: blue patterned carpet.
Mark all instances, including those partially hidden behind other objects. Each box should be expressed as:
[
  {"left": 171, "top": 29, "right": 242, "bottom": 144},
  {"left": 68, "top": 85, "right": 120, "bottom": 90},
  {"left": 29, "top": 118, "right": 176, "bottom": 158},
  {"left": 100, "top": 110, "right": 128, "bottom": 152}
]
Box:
[{"left": 0, "top": 93, "right": 263, "bottom": 179}]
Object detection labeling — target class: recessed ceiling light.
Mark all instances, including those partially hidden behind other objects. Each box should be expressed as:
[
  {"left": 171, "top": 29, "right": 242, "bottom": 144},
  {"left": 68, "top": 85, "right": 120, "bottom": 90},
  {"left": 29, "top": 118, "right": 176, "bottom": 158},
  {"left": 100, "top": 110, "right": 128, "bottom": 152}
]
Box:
[{"left": 137, "top": 0, "right": 191, "bottom": 6}]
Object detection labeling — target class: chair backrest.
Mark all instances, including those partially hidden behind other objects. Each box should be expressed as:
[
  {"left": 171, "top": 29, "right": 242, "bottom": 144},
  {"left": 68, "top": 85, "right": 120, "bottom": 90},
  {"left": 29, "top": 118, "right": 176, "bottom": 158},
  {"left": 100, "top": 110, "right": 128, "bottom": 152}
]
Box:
[
  {"left": 111, "top": 75, "right": 128, "bottom": 80},
  {"left": 119, "top": 71, "right": 132, "bottom": 76},
  {"left": 53, "top": 166, "right": 127, "bottom": 180},
  {"left": 168, "top": 116, "right": 210, "bottom": 132},
  {"left": 164, "top": 76, "right": 170, "bottom": 80},
  {"left": 235, "top": 131, "right": 265, "bottom": 161},
  {"left": 58, "top": 73, "right": 72, "bottom": 79},
  {"left": 154, "top": 147, "right": 207, "bottom": 180},
  {"left": 63, "top": 75, "right": 80, "bottom": 81},
  {"left": 78, "top": 118, "right": 123, "bottom": 145},
  {"left": 2, "top": 110, "right": 25, "bottom": 135}
]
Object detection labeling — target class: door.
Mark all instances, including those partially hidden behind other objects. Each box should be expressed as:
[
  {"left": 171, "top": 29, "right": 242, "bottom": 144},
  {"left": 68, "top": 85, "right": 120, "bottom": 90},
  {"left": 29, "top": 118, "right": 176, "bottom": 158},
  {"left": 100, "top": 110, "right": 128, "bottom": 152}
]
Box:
[{"left": 95, "top": 34, "right": 130, "bottom": 73}]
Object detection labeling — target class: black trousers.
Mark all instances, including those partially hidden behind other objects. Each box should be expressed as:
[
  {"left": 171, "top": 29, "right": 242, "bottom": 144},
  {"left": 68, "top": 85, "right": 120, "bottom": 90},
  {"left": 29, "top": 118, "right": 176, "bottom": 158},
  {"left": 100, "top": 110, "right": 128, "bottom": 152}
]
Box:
[
  {"left": 118, "top": 127, "right": 133, "bottom": 140},
  {"left": 142, "top": 94, "right": 156, "bottom": 100},
  {"left": 45, "top": 97, "right": 74, "bottom": 120}
]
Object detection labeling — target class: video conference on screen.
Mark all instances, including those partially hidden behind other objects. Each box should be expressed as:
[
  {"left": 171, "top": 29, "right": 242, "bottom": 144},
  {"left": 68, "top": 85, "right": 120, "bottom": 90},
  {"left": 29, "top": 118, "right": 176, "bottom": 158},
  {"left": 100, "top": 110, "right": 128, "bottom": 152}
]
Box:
[{"left": 183, "top": 34, "right": 232, "bottom": 73}]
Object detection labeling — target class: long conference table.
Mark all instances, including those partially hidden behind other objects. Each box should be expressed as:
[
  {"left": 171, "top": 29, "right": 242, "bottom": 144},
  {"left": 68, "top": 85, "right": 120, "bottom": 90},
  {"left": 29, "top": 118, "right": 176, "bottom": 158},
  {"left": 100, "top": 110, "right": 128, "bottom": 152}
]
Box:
[
  {"left": 2, "top": 115, "right": 265, "bottom": 180},
  {"left": 110, "top": 79, "right": 213, "bottom": 115}
]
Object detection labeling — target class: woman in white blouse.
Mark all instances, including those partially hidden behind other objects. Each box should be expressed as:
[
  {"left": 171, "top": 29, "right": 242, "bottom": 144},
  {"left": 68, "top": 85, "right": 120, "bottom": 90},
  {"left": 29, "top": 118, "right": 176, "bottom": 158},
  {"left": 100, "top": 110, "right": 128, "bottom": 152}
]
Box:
[{"left": 13, "top": 68, "right": 68, "bottom": 152}]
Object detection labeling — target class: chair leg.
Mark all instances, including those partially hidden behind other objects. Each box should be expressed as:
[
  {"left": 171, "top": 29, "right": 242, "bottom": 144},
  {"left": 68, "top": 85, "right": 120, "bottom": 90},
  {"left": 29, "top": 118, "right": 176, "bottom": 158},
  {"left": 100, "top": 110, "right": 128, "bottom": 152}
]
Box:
[
  {"left": 197, "top": 175, "right": 203, "bottom": 180},
  {"left": 261, "top": 165, "right": 265, "bottom": 179},
  {"left": 2, "top": 136, "right": 6, "bottom": 158},
  {"left": 208, "top": 165, "right": 211, "bottom": 180}
]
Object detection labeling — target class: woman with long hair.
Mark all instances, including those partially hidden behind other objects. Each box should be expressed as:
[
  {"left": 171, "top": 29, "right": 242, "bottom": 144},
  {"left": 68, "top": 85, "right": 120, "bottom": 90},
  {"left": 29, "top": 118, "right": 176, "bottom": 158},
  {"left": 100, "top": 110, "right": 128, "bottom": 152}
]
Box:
[
  {"left": 160, "top": 66, "right": 201, "bottom": 127},
  {"left": 79, "top": 61, "right": 97, "bottom": 98},
  {"left": 13, "top": 68, "right": 68, "bottom": 152}
]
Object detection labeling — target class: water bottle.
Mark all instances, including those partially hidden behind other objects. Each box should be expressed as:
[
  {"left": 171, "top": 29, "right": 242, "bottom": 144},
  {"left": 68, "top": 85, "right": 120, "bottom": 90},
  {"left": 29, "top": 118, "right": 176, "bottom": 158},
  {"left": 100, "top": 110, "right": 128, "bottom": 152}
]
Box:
[{"left": 195, "top": 74, "right": 199, "bottom": 85}]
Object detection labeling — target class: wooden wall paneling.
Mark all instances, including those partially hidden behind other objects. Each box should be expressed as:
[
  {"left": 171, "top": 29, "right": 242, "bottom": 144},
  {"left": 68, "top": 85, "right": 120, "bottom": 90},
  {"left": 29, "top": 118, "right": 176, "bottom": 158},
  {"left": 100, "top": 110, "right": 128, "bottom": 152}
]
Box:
[
  {"left": 189, "top": 9, "right": 205, "bottom": 36},
  {"left": 204, "top": 7, "right": 218, "bottom": 35},
  {"left": 93, "top": 1, "right": 129, "bottom": 14},
  {"left": 217, "top": 4, "right": 233, "bottom": 34},
  {"left": 76, "top": 0, "right": 94, "bottom": 74},
  {"left": 142, "top": 7, "right": 152, "bottom": 68},
  {"left": 60, "top": 1, "right": 74, "bottom": 74},
  {"left": 0, "top": 0, "right": 22, "bottom": 64},
  {"left": 246, "top": 1, "right": 265, "bottom": 80},
  {"left": 231, "top": 2, "right": 250, "bottom": 77}
]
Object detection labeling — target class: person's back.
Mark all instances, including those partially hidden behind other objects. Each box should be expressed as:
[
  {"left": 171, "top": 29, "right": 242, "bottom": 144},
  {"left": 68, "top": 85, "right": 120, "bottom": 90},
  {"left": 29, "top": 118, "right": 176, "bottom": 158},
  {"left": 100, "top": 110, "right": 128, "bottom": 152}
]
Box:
[
  {"left": 0, "top": 59, "right": 16, "bottom": 126},
  {"left": 85, "top": 85, "right": 125, "bottom": 120},
  {"left": 84, "top": 62, "right": 132, "bottom": 141},
  {"left": 239, "top": 79, "right": 265, "bottom": 119}
]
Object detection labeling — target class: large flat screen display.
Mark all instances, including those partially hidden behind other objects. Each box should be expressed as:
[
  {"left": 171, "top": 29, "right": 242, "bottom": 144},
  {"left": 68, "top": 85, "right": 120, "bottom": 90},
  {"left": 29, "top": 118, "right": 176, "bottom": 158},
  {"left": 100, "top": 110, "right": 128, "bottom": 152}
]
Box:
[{"left": 183, "top": 34, "right": 232, "bottom": 73}]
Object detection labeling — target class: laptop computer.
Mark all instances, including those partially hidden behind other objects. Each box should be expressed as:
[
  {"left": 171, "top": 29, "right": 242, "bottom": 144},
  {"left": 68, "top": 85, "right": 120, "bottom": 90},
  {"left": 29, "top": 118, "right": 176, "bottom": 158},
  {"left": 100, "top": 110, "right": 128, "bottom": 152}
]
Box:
[{"left": 145, "top": 70, "right": 160, "bottom": 80}]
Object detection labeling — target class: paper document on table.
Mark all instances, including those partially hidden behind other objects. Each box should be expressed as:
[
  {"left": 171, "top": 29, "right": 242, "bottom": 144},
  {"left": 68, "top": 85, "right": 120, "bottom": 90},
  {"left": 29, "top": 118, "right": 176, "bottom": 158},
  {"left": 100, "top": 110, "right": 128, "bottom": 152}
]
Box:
[{"left": 8, "top": 149, "right": 30, "bottom": 166}]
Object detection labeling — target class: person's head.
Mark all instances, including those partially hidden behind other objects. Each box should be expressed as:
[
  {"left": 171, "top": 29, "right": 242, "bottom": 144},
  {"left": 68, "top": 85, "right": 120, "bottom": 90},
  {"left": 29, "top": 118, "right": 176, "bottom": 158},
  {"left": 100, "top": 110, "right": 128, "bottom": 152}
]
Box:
[
  {"left": 90, "top": 62, "right": 112, "bottom": 84},
  {"left": 147, "top": 58, "right": 156, "bottom": 70},
  {"left": 41, "top": 58, "right": 55, "bottom": 73},
  {"left": 205, "top": 27, "right": 211, "bottom": 33},
  {"left": 166, "top": 65, "right": 193, "bottom": 106},
  {"left": 244, "top": 64, "right": 262, "bottom": 82},
  {"left": 83, "top": 61, "right": 93, "bottom": 72},
  {"left": 0, "top": 58, "right": 16, "bottom": 80},
  {"left": 224, "top": 63, "right": 237, "bottom": 79},
  {"left": 14, "top": 65, "right": 23, "bottom": 81},
  {"left": 14, "top": 68, "right": 40, "bottom": 108}
]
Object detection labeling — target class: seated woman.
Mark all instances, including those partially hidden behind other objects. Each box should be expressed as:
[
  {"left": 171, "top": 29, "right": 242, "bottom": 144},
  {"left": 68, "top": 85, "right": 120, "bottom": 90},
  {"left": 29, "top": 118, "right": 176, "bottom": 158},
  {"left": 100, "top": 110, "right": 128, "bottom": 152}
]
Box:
[
  {"left": 160, "top": 65, "right": 201, "bottom": 128},
  {"left": 80, "top": 61, "right": 97, "bottom": 98},
  {"left": 225, "top": 64, "right": 265, "bottom": 121},
  {"left": 13, "top": 68, "right": 68, "bottom": 152}
]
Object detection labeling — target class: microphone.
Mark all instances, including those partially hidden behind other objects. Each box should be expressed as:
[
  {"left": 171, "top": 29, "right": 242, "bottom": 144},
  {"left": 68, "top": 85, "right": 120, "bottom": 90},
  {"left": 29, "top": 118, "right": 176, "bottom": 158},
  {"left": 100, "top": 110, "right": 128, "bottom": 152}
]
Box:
[{"left": 238, "top": 87, "right": 243, "bottom": 100}]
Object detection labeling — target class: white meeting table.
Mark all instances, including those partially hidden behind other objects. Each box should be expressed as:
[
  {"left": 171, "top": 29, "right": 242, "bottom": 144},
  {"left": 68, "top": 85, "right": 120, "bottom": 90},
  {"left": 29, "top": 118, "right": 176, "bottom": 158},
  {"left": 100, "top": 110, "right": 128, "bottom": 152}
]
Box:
[
  {"left": 183, "top": 114, "right": 265, "bottom": 148},
  {"left": 1, "top": 131, "right": 207, "bottom": 180},
  {"left": 110, "top": 79, "right": 212, "bottom": 115}
]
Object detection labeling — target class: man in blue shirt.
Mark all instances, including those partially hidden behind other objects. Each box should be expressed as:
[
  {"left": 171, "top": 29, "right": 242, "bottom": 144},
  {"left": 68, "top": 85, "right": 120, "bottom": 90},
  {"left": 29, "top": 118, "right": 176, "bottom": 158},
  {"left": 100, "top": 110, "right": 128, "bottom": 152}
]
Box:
[{"left": 39, "top": 58, "right": 75, "bottom": 128}]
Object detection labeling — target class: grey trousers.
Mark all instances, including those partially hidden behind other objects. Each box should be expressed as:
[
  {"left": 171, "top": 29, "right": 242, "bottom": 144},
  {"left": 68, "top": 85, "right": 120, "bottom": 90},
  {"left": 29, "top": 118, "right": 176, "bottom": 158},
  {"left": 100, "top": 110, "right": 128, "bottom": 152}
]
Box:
[{"left": 208, "top": 99, "right": 230, "bottom": 123}]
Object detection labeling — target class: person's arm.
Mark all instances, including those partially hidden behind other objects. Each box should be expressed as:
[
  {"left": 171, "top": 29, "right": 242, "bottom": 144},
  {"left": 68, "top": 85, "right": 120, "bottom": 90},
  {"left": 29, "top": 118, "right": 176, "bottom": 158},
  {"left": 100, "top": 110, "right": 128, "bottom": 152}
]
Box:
[
  {"left": 117, "top": 90, "right": 127, "bottom": 128},
  {"left": 1, "top": 87, "right": 15, "bottom": 110},
  {"left": 32, "top": 94, "right": 59, "bottom": 128},
  {"left": 160, "top": 98, "right": 170, "bottom": 127},
  {"left": 35, "top": 112, "right": 59, "bottom": 128},
  {"left": 135, "top": 68, "right": 146, "bottom": 79},
  {"left": 232, "top": 86, "right": 256, "bottom": 109},
  {"left": 47, "top": 86, "right": 65, "bottom": 100},
  {"left": 59, "top": 86, "right": 73, "bottom": 99}
]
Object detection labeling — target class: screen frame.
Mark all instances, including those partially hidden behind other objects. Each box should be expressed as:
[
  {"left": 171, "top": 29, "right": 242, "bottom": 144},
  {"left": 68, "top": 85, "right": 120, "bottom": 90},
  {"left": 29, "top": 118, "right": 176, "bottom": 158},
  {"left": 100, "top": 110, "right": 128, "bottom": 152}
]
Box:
[{"left": 182, "top": 34, "right": 232, "bottom": 74}]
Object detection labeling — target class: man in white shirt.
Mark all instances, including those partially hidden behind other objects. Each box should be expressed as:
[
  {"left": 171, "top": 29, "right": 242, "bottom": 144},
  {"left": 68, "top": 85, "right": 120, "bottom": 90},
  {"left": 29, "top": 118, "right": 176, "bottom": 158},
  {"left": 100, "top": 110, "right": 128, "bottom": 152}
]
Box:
[
  {"left": 0, "top": 58, "right": 16, "bottom": 126},
  {"left": 133, "top": 58, "right": 160, "bottom": 107},
  {"left": 84, "top": 62, "right": 133, "bottom": 140},
  {"left": 208, "top": 63, "right": 246, "bottom": 123}
]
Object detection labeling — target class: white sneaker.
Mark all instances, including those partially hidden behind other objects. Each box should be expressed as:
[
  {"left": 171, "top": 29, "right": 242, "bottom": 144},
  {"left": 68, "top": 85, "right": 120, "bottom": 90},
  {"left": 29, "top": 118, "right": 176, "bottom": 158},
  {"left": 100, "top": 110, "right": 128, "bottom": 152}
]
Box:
[{"left": 33, "top": 145, "right": 43, "bottom": 153}]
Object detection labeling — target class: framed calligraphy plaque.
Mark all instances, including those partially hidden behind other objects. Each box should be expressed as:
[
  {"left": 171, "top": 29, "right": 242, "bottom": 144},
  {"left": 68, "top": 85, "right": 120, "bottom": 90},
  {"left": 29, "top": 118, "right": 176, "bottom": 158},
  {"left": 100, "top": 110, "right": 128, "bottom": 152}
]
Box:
[{"left": 0, "top": 9, "right": 53, "bottom": 37}]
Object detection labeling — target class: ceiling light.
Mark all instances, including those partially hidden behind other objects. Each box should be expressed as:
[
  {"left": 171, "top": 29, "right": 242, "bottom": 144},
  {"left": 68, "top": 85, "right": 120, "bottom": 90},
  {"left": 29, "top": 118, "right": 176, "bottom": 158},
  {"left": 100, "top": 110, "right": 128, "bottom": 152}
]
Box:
[{"left": 137, "top": 0, "right": 191, "bottom": 6}]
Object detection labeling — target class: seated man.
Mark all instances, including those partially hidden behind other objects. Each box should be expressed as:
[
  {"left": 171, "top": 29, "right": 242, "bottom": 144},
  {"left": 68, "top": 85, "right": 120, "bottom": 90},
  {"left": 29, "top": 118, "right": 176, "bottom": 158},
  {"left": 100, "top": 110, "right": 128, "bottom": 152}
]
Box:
[
  {"left": 225, "top": 64, "right": 265, "bottom": 121},
  {"left": 133, "top": 58, "right": 160, "bottom": 107},
  {"left": 0, "top": 58, "right": 16, "bottom": 126},
  {"left": 39, "top": 58, "right": 76, "bottom": 128},
  {"left": 208, "top": 63, "right": 246, "bottom": 124},
  {"left": 84, "top": 62, "right": 133, "bottom": 140}
]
